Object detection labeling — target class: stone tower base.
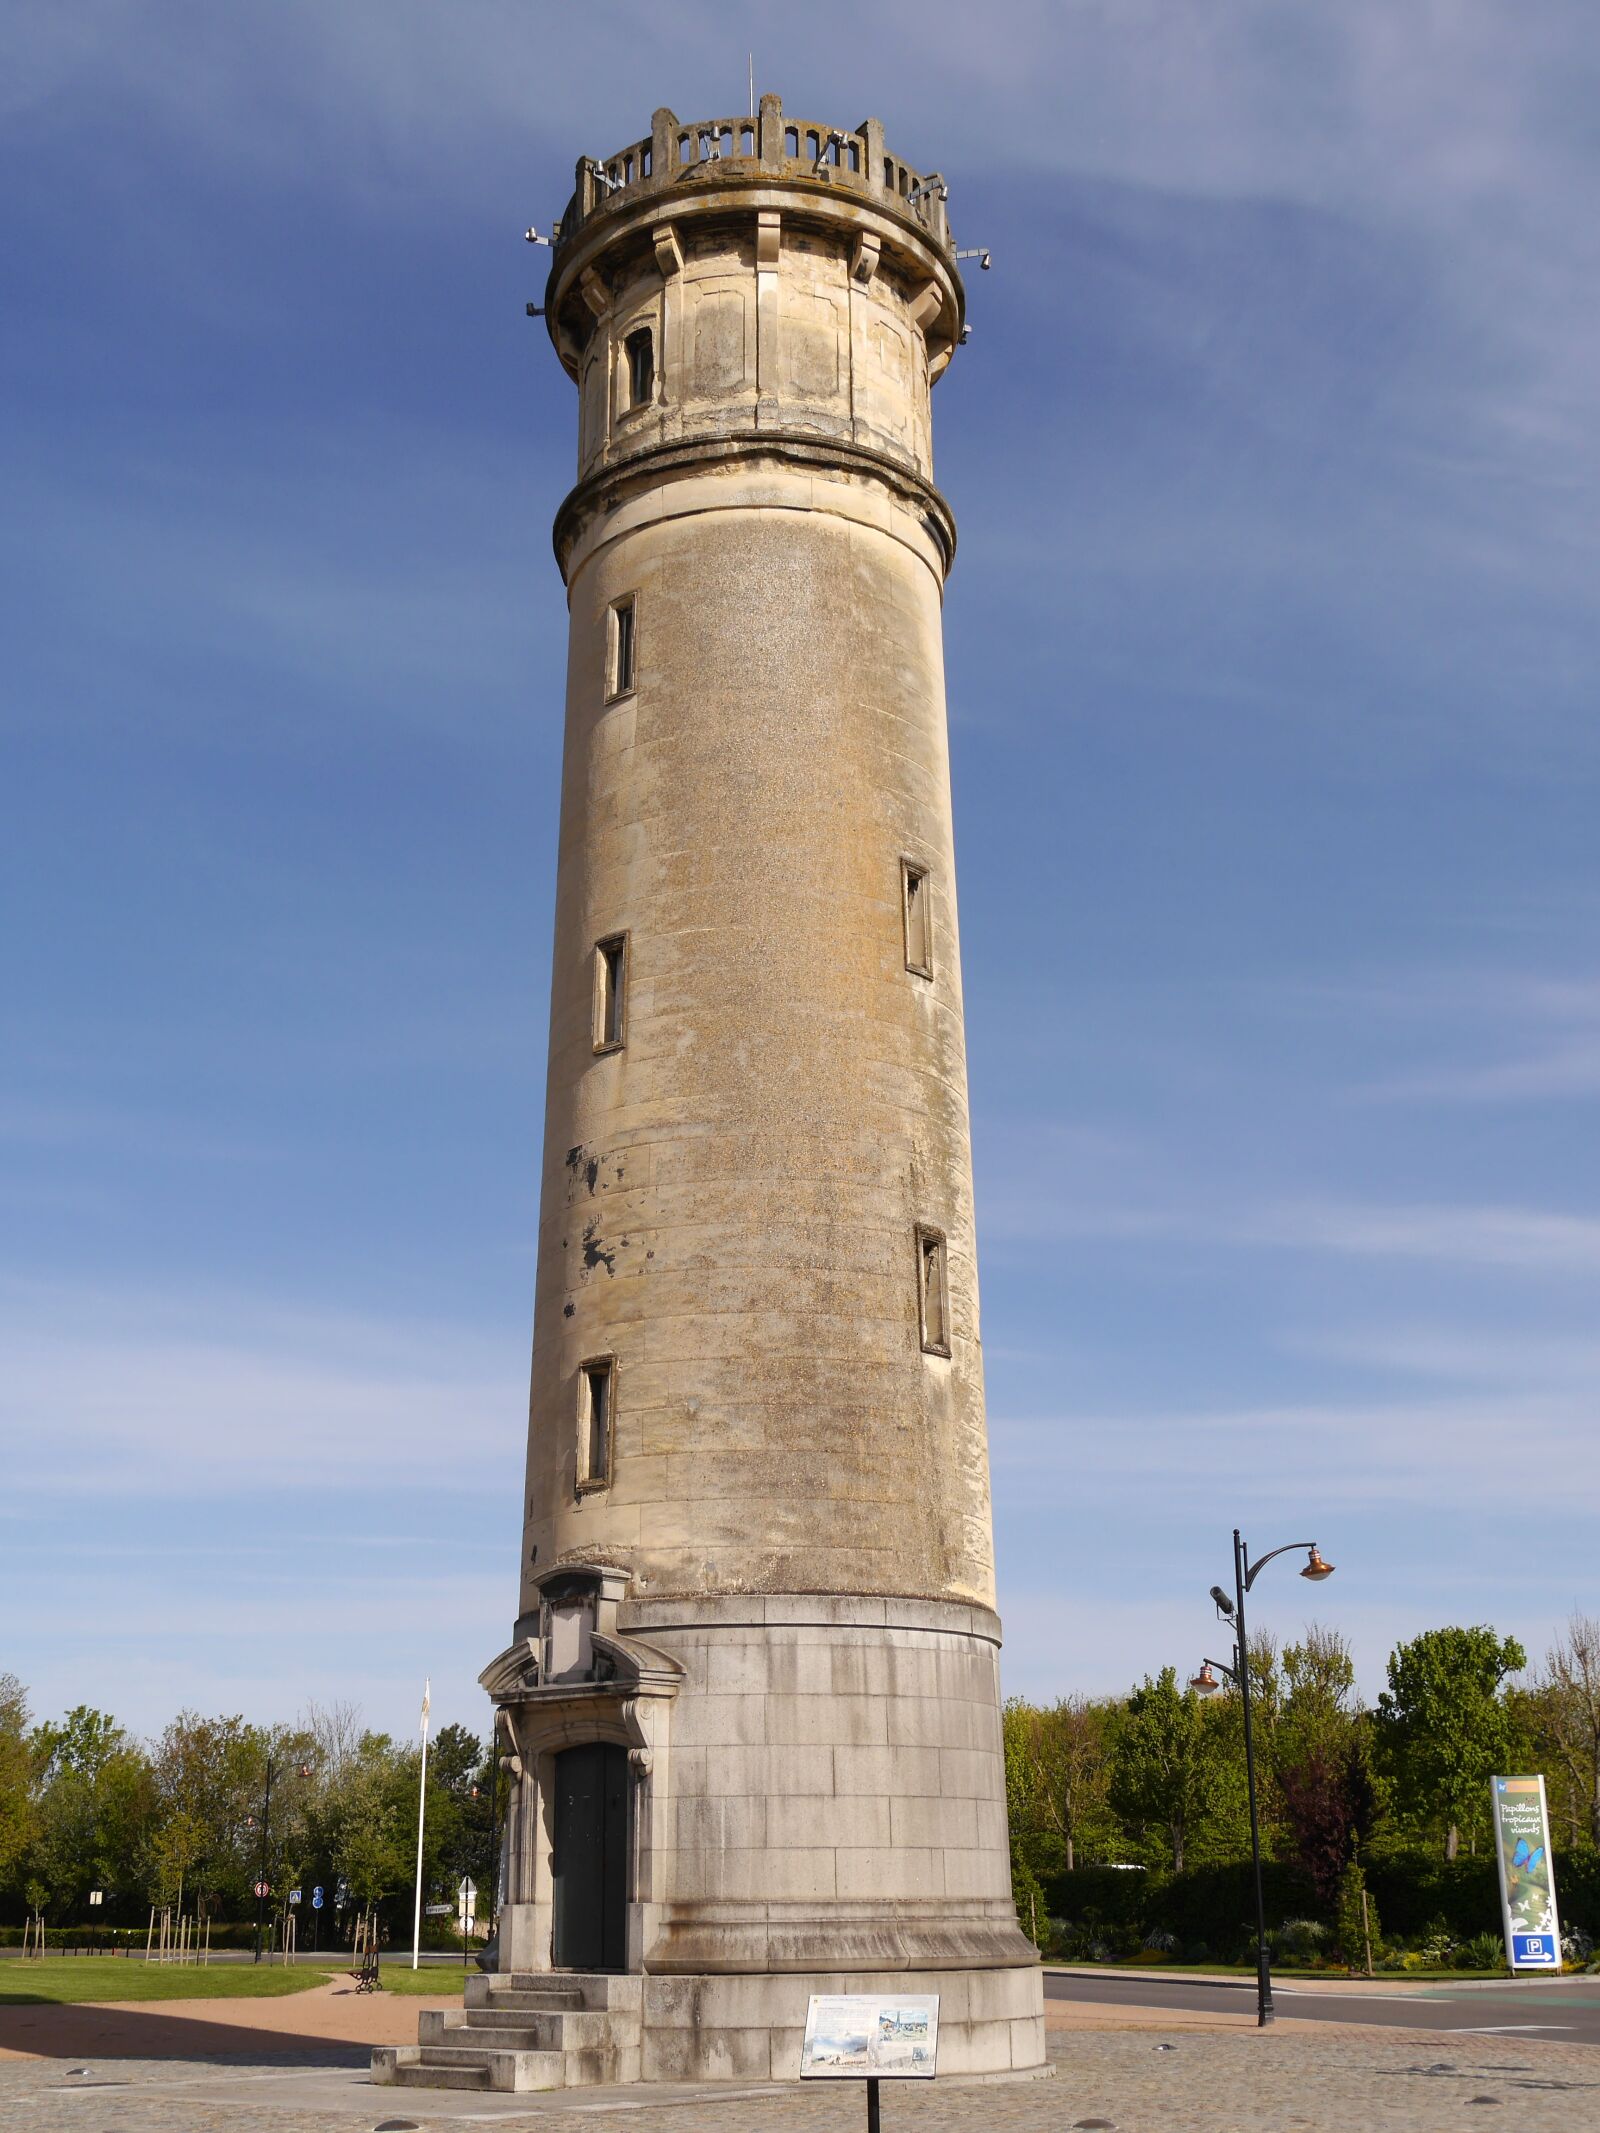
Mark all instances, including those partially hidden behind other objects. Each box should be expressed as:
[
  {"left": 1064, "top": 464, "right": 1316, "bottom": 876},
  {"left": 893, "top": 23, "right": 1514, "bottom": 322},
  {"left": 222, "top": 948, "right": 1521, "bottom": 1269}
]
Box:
[
  {"left": 642, "top": 1964, "right": 1046, "bottom": 2082},
  {"left": 373, "top": 1964, "right": 1045, "bottom": 2093}
]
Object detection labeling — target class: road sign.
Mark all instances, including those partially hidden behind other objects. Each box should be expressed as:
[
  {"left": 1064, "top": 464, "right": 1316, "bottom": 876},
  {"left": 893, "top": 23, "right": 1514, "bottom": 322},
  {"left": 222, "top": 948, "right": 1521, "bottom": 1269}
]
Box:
[
  {"left": 289, "top": 1888, "right": 301, "bottom": 1905},
  {"left": 311, "top": 1890, "right": 324, "bottom": 1910},
  {"left": 88, "top": 1891, "right": 103, "bottom": 1907},
  {"left": 424, "top": 1902, "right": 453, "bottom": 1916},
  {"left": 254, "top": 1881, "right": 270, "bottom": 1898}
]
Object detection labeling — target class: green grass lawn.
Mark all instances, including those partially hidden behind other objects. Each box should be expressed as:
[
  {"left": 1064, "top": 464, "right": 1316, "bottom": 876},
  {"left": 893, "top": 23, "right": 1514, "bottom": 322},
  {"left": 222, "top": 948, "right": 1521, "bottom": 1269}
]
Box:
[
  {"left": 0, "top": 1957, "right": 336, "bottom": 2006},
  {"left": 373, "top": 1959, "right": 469, "bottom": 1995}
]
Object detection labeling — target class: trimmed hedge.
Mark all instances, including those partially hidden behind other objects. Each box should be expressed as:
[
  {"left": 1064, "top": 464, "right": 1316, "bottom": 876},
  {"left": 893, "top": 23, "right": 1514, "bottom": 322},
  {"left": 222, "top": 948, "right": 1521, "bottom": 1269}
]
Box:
[
  {"left": 1044, "top": 1850, "right": 1598, "bottom": 1952},
  {"left": 1043, "top": 1862, "right": 1317, "bottom": 1954}
]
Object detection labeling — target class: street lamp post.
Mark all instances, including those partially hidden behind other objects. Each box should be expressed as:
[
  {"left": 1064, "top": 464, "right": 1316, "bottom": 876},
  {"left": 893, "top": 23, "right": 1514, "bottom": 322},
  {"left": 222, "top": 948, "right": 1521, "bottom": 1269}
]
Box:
[{"left": 1191, "top": 1532, "right": 1334, "bottom": 2029}]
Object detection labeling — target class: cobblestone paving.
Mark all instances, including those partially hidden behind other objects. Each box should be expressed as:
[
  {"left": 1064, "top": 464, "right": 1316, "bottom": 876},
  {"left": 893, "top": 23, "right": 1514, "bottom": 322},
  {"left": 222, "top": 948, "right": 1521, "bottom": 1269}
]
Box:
[{"left": 2, "top": 2028, "right": 1598, "bottom": 2132}]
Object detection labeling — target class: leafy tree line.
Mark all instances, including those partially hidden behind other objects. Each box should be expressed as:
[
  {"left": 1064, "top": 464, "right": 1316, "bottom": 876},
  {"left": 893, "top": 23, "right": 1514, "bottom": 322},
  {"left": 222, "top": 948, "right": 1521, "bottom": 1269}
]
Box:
[
  {"left": 0, "top": 1680, "right": 505, "bottom": 1941},
  {"left": 1005, "top": 1614, "right": 1600, "bottom": 1966}
]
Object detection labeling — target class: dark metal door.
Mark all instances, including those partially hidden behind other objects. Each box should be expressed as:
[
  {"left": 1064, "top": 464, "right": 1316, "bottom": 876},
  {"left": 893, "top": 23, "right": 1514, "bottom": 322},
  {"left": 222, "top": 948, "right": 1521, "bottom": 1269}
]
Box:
[{"left": 551, "top": 1741, "right": 629, "bottom": 1970}]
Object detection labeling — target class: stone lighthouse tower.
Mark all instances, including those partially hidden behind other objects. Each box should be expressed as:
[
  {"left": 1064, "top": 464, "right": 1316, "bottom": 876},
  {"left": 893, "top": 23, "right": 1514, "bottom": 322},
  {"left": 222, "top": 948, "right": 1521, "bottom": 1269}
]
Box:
[{"left": 377, "top": 94, "right": 1043, "bottom": 2096}]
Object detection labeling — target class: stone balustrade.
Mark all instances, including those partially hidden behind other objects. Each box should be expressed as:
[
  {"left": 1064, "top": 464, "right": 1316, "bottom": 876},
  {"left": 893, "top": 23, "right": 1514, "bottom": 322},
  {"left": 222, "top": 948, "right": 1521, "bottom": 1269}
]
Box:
[{"left": 555, "top": 93, "right": 951, "bottom": 255}]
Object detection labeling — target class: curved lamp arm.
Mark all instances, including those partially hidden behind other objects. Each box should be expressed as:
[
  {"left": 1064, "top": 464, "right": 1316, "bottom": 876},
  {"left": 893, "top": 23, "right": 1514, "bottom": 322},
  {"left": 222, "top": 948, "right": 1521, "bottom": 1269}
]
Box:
[{"left": 1242, "top": 1541, "right": 1318, "bottom": 1593}]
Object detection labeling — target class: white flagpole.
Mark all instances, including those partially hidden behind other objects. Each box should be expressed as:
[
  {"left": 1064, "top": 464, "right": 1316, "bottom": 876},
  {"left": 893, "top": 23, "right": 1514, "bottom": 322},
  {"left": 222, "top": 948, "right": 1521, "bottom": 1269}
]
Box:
[{"left": 411, "top": 1677, "right": 431, "bottom": 1971}]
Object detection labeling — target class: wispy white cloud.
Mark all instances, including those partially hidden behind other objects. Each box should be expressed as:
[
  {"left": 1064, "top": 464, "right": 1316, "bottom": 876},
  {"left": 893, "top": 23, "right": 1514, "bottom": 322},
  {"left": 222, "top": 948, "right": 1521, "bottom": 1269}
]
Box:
[
  {"left": 0, "top": 1276, "right": 524, "bottom": 1497},
  {"left": 1, "top": 426, "right": 545, "bottom": 746},
  {"left": 1266, "top": 968, "right": 1600, "bottom": 1105},
  {"left": 1264, "top": 1201, "right": 1600, "bottom": 1275},
  {"left": 1281, "top": 1320, "right": 1600, "bottom": 1389},
  {"left": 992, "top": 1388, "right": 1598, "bottom": 1512},
  {"left": 987, "top": 1192, "right": 1600, "bottom": 1277}
]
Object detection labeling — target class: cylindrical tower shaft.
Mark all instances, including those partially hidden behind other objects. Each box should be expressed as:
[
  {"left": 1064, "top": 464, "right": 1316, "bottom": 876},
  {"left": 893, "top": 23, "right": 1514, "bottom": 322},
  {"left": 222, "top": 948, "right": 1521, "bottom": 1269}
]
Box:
[{"left": 478, "top": 96, "right": 1042, "bottom": 2082}]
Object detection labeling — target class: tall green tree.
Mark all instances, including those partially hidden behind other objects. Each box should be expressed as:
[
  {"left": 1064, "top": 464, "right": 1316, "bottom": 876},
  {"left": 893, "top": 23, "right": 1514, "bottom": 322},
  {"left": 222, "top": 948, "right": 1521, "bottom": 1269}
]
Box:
[
  {"left": 1374, "top": 1626, "right": 1526, "bottom": 1859},
  {"left": 1108, "top": 1668, "right": 1235, "bottom": 1871},
  {"left": 22, "top": 1706, "right": 155, "bottom": 1919},
  {"left": 1271, "top": 1626, "right": 1378, "bottom": 1903},
  {"left": 429, "top": 1725, "right": 494, "bottom": 1912},
  {"left": 32, "top": 1707, "right": 128, "bottom": 1784},
  {"left": 1535, "top": 1612, "right": 1600, "bottom": 1849},
  {"left": 1006, "top": 1697, "right": 1117, "bottom": 1872},
  {"left": 332, "top": 1757, "right": 411, "bottom": 1911},
  {"left": 0, "top": 1676, "right": 34, "bottom": 1890},
  {"left": 148, "top": 1712, "right": 264, "bottom": 1913}
]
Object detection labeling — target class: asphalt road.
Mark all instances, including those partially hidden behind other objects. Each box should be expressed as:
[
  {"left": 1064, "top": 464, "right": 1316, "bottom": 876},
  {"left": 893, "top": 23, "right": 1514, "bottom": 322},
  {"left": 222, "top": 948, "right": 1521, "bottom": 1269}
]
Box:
[{"left": 1046, "top": 1967, "right": 1600, "bottom": 2043}]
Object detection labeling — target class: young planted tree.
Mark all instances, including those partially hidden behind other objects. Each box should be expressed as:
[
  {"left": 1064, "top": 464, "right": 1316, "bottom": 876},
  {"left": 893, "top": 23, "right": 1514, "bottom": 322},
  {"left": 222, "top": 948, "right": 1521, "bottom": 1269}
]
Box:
[
  {"left": 149, "top": 1809, "right": 206, "bottom": 1916},
  {"left": 1333, "top": 1857, "right": 1380, "bottom": 1972},
  {"left": 1374, "top": 1626, "right": 1526, "bottom": 1859}
]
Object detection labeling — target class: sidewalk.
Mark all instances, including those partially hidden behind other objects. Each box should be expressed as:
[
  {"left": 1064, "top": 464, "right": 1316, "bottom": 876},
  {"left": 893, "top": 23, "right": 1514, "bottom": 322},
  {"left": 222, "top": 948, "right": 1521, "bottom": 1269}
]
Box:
[
  {"left": 0, "top": 1972, "right": 460, "bottom": 2064},
  {"left": 1, "top": 2022, "right": 1598, "bottom": 2131}
]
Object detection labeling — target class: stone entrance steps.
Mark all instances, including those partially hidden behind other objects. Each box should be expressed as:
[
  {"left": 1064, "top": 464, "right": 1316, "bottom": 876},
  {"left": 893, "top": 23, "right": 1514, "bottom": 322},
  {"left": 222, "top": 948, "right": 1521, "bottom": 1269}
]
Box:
[{"left": 372, "top": 1973, "right": 642, "bottom": 2094}]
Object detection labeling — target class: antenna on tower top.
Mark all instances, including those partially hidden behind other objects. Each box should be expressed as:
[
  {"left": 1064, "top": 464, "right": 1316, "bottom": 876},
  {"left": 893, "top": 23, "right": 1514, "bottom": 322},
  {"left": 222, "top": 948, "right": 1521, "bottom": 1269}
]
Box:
[{"left": 748, "top": 54, "right": 755, "bottom": 120}]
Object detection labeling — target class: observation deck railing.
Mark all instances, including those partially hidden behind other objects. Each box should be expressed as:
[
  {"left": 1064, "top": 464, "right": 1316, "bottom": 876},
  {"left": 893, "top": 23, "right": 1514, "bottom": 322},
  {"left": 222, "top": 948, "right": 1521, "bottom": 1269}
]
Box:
[{"left": 554, "top": 95, "right": 951, "bottom": 259}]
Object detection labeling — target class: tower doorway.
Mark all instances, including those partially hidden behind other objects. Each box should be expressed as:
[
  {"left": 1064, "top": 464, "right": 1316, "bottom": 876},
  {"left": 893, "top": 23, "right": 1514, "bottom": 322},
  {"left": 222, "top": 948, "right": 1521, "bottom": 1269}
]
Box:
[{"left": 551, "top": 1741, "right": 629, "bottom": 1970}]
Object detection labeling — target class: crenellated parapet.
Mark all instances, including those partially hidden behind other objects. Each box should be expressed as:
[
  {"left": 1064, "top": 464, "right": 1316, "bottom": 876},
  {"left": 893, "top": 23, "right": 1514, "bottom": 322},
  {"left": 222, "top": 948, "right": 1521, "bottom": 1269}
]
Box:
[{"left": 540, "top": 94, "right": 965, "bottom": 550}]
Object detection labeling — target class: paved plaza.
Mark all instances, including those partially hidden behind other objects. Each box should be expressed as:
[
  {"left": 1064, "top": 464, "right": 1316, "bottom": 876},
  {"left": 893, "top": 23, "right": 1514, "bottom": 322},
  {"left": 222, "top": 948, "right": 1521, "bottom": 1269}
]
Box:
[{"left": 2, "top": 2013, "right": 1598, "bottom": 2132}]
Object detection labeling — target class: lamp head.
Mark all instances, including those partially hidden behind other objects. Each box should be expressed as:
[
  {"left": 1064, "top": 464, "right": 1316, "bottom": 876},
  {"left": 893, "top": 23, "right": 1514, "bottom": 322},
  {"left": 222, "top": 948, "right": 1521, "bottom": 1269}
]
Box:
[
  {"left": 1300, "top": 1546, "right": 1335, "bottom": 1583},
  {"left": 1190, "top": 1663, "right": 1222, "bottom": 1696}
]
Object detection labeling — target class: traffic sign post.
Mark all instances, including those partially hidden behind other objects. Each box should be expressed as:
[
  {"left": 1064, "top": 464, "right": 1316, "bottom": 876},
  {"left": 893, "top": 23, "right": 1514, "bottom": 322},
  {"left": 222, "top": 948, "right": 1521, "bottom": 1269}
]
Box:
[{"left": 458, "top": 1877, "right": 477, "bottom": 1974}]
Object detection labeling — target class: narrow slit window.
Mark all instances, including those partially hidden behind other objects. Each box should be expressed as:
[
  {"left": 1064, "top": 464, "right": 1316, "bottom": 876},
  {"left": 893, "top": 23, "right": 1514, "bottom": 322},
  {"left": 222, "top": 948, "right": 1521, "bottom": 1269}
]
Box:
[
  {"left": 624, "top": 326, "right": 654, "bottom": 409},
  {"left": 917, "top": 1226, "right": 950, "bottom": 1355},
  {"left": 902, "top": 860, "right": 933, "bottom": 978},
  {"left": 593, "top": 932, "right": 627, "bottom": 1052},
  {"left": 607, "top": 595, "right": 636, "bottom": 699},
  {"left": 578, "top": 1358, "right": 614, "bottom": 1490}
]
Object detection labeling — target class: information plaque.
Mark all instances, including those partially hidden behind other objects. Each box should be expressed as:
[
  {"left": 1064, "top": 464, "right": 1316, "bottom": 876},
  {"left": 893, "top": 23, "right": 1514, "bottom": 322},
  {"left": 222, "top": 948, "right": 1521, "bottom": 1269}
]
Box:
[{"left": 799, "top": 1994, "right": 939, "bottom": 2080}]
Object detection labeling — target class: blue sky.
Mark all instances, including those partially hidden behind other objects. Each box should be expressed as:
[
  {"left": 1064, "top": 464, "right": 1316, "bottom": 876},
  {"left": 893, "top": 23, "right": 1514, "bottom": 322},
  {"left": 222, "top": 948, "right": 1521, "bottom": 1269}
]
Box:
[{"left": 4, "top": 2, "right": 1598, "bottom": 1746}]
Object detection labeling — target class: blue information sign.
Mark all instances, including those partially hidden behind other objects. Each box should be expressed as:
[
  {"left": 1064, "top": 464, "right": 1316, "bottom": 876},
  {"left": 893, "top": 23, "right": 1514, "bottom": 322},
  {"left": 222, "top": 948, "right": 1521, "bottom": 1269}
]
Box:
[{"left": 311, "top": 1889, "right": 324, "bottom": 1910}]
